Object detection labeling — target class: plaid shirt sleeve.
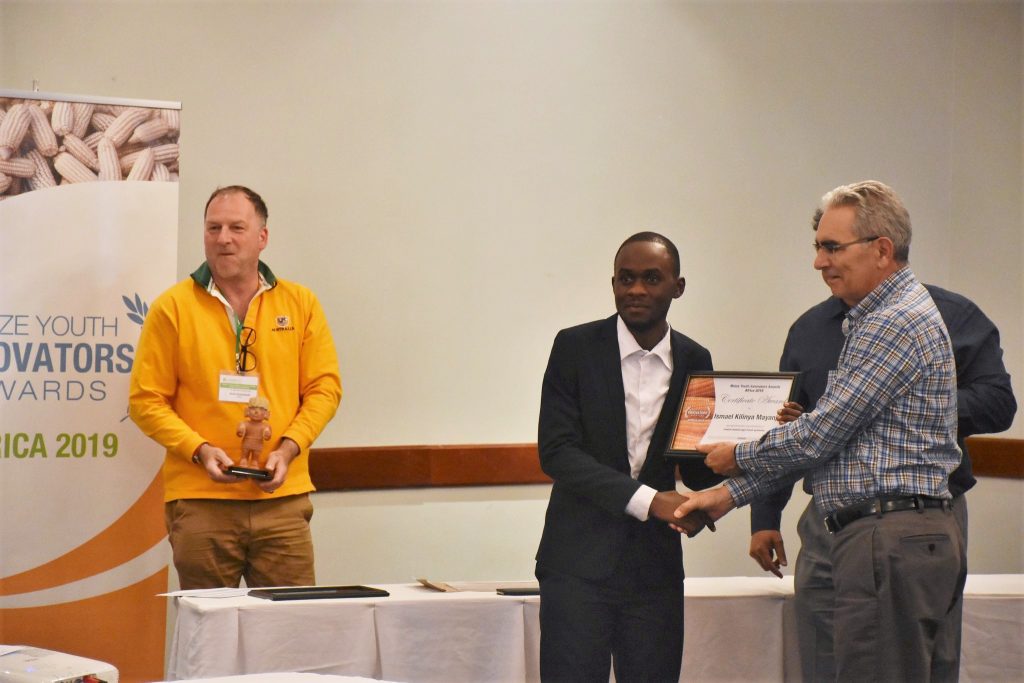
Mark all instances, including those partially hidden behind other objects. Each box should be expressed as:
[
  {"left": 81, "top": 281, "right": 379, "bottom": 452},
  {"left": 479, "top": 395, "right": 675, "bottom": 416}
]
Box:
[{"left": 726, "top": 271, "right": 959, "bottom": 513}]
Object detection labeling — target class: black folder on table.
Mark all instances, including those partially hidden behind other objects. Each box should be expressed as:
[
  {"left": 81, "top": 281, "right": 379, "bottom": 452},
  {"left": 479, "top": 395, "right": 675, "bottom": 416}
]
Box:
[
  {"left": 496, "top": 586, "right": 540, "bottom": 596},
  {"left": 248, "top": 585, "right": 389, "bottom": 600}
]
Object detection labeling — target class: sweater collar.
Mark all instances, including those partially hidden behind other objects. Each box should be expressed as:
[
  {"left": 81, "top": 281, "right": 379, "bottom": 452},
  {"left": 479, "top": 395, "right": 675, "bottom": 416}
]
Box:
[{"left": 190, "top": 260, "right": 278, "bottom": 289}]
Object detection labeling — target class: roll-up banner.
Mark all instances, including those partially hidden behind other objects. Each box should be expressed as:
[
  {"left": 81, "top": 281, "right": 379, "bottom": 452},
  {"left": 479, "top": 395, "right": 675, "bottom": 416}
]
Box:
[{"left": 0, "top": 90, "right": 179, "bottom": 682}]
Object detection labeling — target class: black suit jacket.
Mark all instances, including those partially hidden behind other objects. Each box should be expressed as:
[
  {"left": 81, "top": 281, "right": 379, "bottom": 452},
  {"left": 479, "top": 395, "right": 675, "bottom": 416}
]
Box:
[{"left": 535, "top": 315, "right": 722, "bottom": 584}]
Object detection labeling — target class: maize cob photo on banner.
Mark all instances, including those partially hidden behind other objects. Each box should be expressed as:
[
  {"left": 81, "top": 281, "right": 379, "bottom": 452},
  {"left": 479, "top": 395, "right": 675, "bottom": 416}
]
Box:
[{"left": 0, "top": 96, "right": 180, "bottom": 198}]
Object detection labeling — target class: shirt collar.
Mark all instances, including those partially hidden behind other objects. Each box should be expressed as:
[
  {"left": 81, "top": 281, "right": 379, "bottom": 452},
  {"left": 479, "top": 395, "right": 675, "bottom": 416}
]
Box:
[
  {"left": 208, "top": 270, "right": 271, "bottom": 298},
  {"left": 204, "top": 269, "right": 273, "bottom": 330},
  {"left": 617, "top": 315, "right": 673, "bottom": 366},
  {"left": 843, "top": 266, "right": 914, "bottom": 334},
  {"left": 190, "top": 260, "right": 278, "bottom": 289}
]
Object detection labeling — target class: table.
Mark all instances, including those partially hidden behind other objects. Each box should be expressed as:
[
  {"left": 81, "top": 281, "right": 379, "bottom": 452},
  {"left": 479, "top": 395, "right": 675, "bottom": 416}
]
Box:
[
  {"left": 958, "top": 575, "right": 1024, "bottom": 682},
  {"left": 159, "top": 676, "right": 378, "bottom": 683},
  {"left": 168, "top": 575, "right": 1023, "bottom": 682}
]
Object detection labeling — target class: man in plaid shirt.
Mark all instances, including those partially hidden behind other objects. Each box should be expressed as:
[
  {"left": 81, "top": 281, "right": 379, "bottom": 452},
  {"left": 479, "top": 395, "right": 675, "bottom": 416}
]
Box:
[{"left": 674, "top": 180, "right": 966, "bottom": 682}]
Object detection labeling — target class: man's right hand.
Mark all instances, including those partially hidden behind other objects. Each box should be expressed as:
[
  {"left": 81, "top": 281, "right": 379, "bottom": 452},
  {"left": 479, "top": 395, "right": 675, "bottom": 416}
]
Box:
[
  {"left": 649, "top": 491, "right": 716, "bottom": 538},
  {"left": 749, "top": 529, "right": 787, "bottom": 578},
  {"left": 671, "top": 486, "right": 736, "bottom": 533},
  {"left": 193, "top": 443, "right": 242, "bottom": 483}
]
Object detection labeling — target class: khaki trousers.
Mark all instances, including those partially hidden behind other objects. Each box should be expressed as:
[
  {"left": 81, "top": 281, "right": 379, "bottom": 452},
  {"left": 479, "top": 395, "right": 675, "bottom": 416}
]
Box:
[{"left": 165, "top": 494, "right": 315, "bottom": 589}]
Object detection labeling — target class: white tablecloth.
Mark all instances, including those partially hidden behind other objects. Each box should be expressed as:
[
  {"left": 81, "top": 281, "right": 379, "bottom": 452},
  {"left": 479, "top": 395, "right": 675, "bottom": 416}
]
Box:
[
  {"left": 168, "top": 575, "right": 1023, "bottom": 682},
  {"left": 159, "top": 676, "right": 379, "bottom": 683}
]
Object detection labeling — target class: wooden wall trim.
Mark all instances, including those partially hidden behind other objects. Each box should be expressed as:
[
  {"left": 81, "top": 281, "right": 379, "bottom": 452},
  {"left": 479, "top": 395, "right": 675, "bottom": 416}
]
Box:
[
  {"left": 309, "top": 444, "right": 550, "bottom": 491},
  {"left": 966, "top": 436, "right": 1024, "bottom": 479},
  {"left": 309, "top": 438, "right": 1022, "bottom": 492}
]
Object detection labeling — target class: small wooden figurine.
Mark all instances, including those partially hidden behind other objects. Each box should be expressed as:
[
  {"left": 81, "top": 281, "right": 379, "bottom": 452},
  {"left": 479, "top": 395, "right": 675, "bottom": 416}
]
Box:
[{"left": 237, "top": 396, "right": 272, "bottom": 468}]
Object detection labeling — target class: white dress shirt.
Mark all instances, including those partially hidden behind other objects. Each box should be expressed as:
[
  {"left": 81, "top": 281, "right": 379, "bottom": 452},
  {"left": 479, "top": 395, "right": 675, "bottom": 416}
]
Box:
[{"left": 617, "top": 316, "right": 673, "bottom": 521}]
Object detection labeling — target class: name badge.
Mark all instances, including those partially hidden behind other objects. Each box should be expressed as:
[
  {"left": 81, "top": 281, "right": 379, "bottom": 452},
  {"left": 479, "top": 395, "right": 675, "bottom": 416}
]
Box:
[{"left": 219, "top": 371, "right": 259, "bottom": 403}]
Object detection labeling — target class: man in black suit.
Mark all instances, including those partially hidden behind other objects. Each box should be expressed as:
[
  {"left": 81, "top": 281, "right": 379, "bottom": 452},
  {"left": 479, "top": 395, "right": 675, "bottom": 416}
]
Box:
[{"left": 535, "top": 232, "right": 722, "bottom": 683}]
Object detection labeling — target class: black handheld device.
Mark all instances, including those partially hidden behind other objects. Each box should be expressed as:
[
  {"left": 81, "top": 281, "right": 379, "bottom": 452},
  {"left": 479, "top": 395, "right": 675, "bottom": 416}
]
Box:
[{"left": 225, "top": 465, "right": 272, "bottom": 480}]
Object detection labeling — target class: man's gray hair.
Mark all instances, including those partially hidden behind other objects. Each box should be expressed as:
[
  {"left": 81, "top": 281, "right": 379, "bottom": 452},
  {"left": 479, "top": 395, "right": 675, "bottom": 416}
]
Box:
[{"left": 820, "top": 180, "right": 911, "bottom": 262}]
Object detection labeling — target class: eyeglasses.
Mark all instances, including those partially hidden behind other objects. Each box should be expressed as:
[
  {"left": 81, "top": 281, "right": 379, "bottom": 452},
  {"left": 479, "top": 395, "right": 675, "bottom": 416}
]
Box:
[
  {"left": 237, "top": 326, "right": 257, "bottom": 373},
  {"left": 812, "top": 235, "right": 879, "bottom": 255}
]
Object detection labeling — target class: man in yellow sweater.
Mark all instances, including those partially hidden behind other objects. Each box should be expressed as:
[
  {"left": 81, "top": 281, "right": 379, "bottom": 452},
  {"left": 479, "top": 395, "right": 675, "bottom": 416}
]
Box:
[{"left": 129, "top": 185, "right": 341, "bottom": 589}]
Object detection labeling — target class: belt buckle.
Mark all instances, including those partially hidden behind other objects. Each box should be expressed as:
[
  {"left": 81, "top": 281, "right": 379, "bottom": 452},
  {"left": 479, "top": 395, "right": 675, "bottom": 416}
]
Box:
[{"left": 824, "top": 515, "right": 840, "bottom": 534}]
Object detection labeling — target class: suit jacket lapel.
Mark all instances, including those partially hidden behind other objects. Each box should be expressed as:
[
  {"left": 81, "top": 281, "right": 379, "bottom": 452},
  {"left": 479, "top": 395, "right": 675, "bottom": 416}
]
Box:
[{"left": 597, "top": 316, "right": 629, "bottom": 472}]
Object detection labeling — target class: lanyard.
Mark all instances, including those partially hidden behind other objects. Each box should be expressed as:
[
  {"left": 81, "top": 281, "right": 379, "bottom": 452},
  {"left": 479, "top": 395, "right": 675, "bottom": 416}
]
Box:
[
  {"left": 234, "top": 320, "right": 256, "bottom": 375},
  {"left": 234, "top": 319, "right": 245, "bottom": 357},
  {"left": 208, "top": 278, "right": 266, "bottom": 374}
]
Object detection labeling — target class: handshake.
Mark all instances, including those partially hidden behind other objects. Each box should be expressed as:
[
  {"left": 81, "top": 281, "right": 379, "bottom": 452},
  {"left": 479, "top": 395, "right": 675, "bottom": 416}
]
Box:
[
  {"left": 649, "top": 490, "right": 717, "bottom": 538},
  {"left": 648, "top": 440, "right": 747, "bottom": 537},
  {"left": 649, "top": 486, "right": 739, "bottom": 537}
]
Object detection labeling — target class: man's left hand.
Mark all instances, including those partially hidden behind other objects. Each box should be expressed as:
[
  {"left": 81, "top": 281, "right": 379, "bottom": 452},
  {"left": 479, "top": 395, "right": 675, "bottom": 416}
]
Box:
[
  {"left": 258, "top": 438, "right": 300, "bottom": 493},
  {"left": 697, "top": 441, "right": 741, "bottom": 476}
]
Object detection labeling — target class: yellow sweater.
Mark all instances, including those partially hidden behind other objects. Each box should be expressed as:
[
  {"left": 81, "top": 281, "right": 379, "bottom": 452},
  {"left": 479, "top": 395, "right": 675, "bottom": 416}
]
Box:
[{"left": 129, "top": 262, "right": 341, "bottom": 501}]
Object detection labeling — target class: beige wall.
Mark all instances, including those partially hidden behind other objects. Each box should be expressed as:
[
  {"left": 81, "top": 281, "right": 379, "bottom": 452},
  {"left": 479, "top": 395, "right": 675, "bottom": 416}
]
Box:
[{"left": 3, "top": 0, "right": 1020, "bottom": 583}]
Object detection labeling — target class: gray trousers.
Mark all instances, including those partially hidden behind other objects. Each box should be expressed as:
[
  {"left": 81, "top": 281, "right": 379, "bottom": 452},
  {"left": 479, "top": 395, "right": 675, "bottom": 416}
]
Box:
[{"left": 794, "top": 496, "right": 967, "bottom": 682}]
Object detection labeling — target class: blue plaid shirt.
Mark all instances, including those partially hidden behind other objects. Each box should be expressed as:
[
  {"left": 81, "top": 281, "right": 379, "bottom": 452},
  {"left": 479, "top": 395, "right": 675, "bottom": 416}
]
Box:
[{"left": 728, "top": 267, "right": 960, "bottom": 515}]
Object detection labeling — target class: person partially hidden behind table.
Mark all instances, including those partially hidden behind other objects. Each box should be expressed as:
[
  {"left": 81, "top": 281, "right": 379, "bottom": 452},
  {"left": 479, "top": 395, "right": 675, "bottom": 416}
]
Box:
[
  {"left": 129, "top": 185, "right": 341, "bottom": 589},
  {"left": 674, "top": 180, "right": 969, "bottom": 682},
  {"left": 748, "top": 210, "right": 1017, "bottom": 683},
  {"left": 535, "top": 232, "right": 721, "bottom": 683}
]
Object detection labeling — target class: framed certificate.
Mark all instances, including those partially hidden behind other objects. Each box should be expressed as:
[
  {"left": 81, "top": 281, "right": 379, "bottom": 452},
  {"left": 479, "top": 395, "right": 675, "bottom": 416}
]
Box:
[{"left": 665, "top": 371, "right": 800, "bottom": 460}]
